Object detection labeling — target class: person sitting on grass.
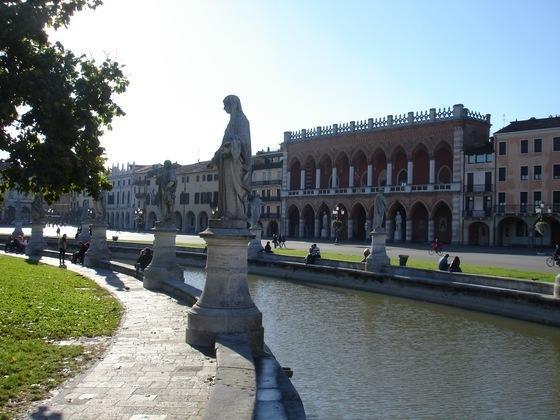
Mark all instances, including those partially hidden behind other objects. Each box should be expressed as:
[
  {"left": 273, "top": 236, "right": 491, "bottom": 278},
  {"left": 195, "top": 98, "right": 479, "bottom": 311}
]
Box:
[
  {"left": 438, "top": 254, "right": 450, "bottom": 271},
  {"left": 449, "top": 256, "right": 462, "bottom": 273},
  {"left": 135, "top": 248, "right": 153, "bottom": 277},
  {"left": 264, "top": 241, "right": 273, "bottom": 253}
]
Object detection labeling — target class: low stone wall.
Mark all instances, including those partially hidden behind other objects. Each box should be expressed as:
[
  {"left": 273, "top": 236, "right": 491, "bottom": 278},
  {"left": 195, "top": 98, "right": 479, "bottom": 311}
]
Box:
[{"left": 250, "top": 259, "right": 560, "bottom": 328}]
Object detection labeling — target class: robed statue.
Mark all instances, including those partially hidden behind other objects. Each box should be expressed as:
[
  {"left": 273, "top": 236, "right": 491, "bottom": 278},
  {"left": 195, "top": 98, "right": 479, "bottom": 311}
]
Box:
[
  {"left": 93, "top": 195, "right": 106, "bottom": 223},
  {"left": 372, "top": 192, "right": 387, "bottom": 231},
  {"left": 31, "top": 194, "right": 45, "bottom": 222},
  {"left": 155, "top": 160, "right": 177, "bottom": 223},
  {"left": 248, "top": 193, "right": 262, "bottom": 228},
  {"left": 210, "top": 95, "right": 252, "bottom": 222}
]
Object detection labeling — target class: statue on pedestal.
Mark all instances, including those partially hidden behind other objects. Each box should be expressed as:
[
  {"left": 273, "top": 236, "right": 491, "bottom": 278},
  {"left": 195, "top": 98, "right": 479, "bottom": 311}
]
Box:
[
  {"left": 93, "top": 196, "right": 106, "bottom": 223},
  {"left": 394, "top": 211, "right": 402, "bottom": 241},
  {"left": 210, "top": 95, "right": 252, "bottom": 223},
  {"left": 248, "top": 193, "right": 263, "bottom": 229},
  {"left": 154, "top": 160, "right": 177, "bottom": 225},
  {"left": 372, "top": 192, "right": 387, "bottom": 231},
  {"left": 31, "top": 194, "right": 45, "bottom": 223}
]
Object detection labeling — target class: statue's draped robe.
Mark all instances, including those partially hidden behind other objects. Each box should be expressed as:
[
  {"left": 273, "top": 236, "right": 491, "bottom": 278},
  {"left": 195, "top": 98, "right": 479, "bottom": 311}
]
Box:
[{"left": 216, "top": 107, "right": 252, "bottom": 221}]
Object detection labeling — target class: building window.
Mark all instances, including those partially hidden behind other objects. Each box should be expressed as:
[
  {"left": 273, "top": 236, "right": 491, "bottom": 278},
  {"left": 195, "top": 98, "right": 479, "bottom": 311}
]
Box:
[
  {"left": 498, "top": 142, "right": 507, "bottom": 155},
  {"left": 554, "top": 164, "right": 560, "bottom": 179},
  {"left": 194, "top": 193, "right": 199, "bottom": 204},
  {"left": 520, "top": 191, "right": 528, "bottom": 212},
  {"left": 202, "top": 175, "right": 205, "bottom": 181},
  {"left": 554, "top": 191, "right": 560, "bottom": 212},
  {"left": 213, "top": 191, "right": 218, "bottom": 204},
  {"left": 498, "top": 167, "right": 506, "bottom": 182},
  {"left": 276, "top": 205, "right": 280, "bottom": 216},
  {"left": 554, "top": 137, "right": 560, "bottom": 151},
  {"left": 186, "top": 176, "right": 189, "bottom": 183},
  {"left": 200, "top": 192, "right": 207, "bottom": 204},
  {"left": 196, "top": 176, "right": 199, "bottom": 182},
  {"left": 534, "top": 191, "right": 542, "bottom": 210},
  {"left": 534, "top": 138, "right": 542, "bottom": 153},
  {"left": 498, "top": 192, "right": 506, "bottom": 212},
  {"left": 534, "top": 165, "right": 542, "bottom": 180},
  {"left": 465, "top": 196, "right": 474, "bottom": 211},
  {"left": 520, "top": 166, "right": 528, "bottom": 180},
  {"left": 520, "top": 140, "right": 528, "bottom": 154}
]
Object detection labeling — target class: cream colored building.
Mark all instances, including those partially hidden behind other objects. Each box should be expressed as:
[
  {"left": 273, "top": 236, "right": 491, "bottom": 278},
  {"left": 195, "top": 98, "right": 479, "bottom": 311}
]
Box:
[{"left": 494, "top": 116, "right": 560, "bottom": 247}]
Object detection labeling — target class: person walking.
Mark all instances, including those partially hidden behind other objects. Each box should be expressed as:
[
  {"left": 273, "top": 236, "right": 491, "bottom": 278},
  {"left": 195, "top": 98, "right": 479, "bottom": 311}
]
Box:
[
  {"left": 56, "top": 226, "right": 60, "bottom": 237},
  {"left": 58, "top": 234, "right": 67, "bottom": 267}
]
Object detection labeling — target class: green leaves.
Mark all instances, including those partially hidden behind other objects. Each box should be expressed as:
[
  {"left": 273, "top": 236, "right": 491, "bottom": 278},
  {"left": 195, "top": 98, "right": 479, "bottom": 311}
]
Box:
[{"left": 0, "top": 0, "right": 127, "bottom": 203}]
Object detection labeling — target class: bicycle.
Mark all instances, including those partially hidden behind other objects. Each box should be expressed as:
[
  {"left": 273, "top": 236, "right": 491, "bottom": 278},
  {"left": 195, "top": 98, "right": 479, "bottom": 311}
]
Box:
[
  {"left": 428, "top": 246, "right": 444, "bottom": 256},
  {"left": 545, "top": 255, "right": 559, "bottom": 268}
]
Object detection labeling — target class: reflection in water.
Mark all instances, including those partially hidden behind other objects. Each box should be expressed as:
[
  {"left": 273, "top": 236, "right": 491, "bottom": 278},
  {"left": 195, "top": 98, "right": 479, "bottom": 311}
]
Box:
[{"left": 184, "top": 269, "right": 560, "bottom": 419}]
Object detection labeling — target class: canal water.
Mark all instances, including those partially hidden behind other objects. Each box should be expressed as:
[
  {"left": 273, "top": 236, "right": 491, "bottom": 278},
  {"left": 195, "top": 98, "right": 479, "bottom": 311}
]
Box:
[{"left": 184, "top": 269, "right": 560, "bottom": 419}]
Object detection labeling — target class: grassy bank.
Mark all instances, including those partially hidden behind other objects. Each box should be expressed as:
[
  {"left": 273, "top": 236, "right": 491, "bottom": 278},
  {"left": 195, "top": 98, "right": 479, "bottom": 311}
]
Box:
[
  {"left": 272, "top": 248, "right": 554, "bottom": 283},
  {"left": 0, "top": 255, "right": 122, "bottom": 418}
]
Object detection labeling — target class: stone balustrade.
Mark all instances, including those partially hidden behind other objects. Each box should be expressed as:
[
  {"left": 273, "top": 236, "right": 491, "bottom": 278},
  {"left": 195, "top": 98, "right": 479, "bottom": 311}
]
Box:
[{"left": 284, "top": 104, "right": 491, "bottom": 143}]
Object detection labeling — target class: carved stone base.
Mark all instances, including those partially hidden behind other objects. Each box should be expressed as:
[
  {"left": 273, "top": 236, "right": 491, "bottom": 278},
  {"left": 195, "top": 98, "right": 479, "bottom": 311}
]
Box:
[
  {"left": 143, "top": 224, "right": 182, "bottom": 290},
  {"left": 84, "top": 223, "right": 111, "bottom": 268},
  {"left": 247, "top": 227, "right": 263, "bottom": 259},
  {"left": 186, "top": 223, "right": 263, "bottom": 354},
  {"left": 26, "top": 222, "right": 47, "bottom": 257},
  {"left": 365, "top": 229, "right": 390, "bottom": 272}
]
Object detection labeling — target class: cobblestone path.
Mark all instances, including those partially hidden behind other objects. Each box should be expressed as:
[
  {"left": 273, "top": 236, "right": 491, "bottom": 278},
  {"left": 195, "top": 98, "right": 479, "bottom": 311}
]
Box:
[{"left": 25, "top": 257, "right": 215, "bottom": 419}]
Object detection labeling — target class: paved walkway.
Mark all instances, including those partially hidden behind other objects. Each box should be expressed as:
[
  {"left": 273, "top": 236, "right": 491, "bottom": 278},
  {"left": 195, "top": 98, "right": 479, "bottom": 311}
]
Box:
[{"left": 19, "top": 255, "right": 215, "bottom": 419}]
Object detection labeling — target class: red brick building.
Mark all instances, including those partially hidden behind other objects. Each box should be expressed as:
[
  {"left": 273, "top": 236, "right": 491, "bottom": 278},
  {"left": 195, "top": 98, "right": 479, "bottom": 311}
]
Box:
[{"left": 281, "top": 104, "right": 491, "bottom": 245}]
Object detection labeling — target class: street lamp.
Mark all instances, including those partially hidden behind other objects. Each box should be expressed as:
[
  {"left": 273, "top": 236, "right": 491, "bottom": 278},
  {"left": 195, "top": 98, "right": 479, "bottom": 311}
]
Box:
[
  {"left": 332, "top": 206, "right": 345, "bottom": 245},
  {"left": 134, "top": 207, "right": 144, "bottom": 232},
  {"left": 46, "top": 208, "right": 54, "bottom": 226}
]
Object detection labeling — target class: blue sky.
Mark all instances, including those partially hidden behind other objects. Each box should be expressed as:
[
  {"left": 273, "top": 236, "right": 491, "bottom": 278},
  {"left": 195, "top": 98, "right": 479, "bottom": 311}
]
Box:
[{"left": 52, "top": 0, "right": 560, "bottom": 166}]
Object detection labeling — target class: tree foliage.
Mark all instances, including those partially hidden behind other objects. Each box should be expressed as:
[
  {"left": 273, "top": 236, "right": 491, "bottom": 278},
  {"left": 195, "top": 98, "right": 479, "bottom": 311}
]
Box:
[{"left": 0, "top": 0, "right": 128, "bottom": 203}]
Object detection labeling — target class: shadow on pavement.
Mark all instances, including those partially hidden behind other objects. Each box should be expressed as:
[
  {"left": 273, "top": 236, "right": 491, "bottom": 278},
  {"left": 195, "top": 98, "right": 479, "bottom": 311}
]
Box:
[{"left": 28, "top": 406, "right": 62, "bottom": 419}]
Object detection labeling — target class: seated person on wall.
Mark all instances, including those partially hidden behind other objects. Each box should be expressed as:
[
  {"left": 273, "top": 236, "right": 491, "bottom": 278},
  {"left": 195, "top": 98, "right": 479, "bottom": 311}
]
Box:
[
  {"left": 135, "top": 248, "right": 153, "bottom": 277},
  {"left": 449, "top": 256, "right": 462, "bottom": 273},
  {"left": 14, "top": 235, "right": 26, "bottom": 254},
  {"left": 438, "top": 254, "right": 450, "bottom": 271},
  {"left": 305, "top": 244, "right": 321, "bottom": 264},
  {"left": 361, "top": 248, "right": 371, "bottom": 262},
  {"left": 4, "top": 235, "right": 15, "bottom": 253},
  {"left": 71, "top": 241, "right": 90, "bottom": 264},
  {"left": 264, "top": 241, "right": 273, "bottom": 253}
]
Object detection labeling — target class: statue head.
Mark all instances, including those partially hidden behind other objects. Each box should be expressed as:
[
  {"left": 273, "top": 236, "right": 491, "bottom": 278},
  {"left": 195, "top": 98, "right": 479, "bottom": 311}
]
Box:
[
  {"left": 223, "top": 95, "right": 242, "bottom": 115},
  {"left": 163, "top": 160, "right": 172, "bottom": 169}
]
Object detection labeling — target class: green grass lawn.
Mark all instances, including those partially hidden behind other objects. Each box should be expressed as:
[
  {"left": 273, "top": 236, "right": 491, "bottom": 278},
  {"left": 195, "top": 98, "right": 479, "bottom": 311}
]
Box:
[
  {"left": 272, "top": 248, "right": 555, "bottom": 283},
  {"left": 0, "top": 255, "right": 122, "bottom": 419}
]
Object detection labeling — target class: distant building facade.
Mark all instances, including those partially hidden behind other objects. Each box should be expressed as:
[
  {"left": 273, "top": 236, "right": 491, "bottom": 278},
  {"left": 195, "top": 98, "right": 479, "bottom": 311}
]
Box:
[
  {"left": 281, "top": 104, "right": 491, "bottom": 245},
  {"left": 251, "top": 149, "right": 283, "bottom": 236},
  {"left": 493, "top": 116, "right": 560, "bottom": 247}
]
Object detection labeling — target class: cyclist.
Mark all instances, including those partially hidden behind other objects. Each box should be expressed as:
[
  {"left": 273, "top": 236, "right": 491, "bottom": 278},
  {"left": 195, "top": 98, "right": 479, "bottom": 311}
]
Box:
[{"left": 431, "top": 237, "right": 442, "bottom": 253}]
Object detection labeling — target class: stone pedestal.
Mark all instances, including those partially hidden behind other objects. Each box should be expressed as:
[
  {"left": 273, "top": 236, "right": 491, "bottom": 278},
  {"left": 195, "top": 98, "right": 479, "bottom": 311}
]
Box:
[
  {"left": 78, "top": 222, "right": 91, "bottom": 241},
  {"left": 84, "top": 223, "right": 111, "bottom": 268},
  {"left": 26, "top": 222, "right": 47, "bottom": 257},
  {"left": 554, "top": 274, "right": 560, "bottom": 299},
  {"left": 365, "top": 229, "right": 390, "bottom": 272},
  {"left": 247, "top": 226, "right": 263, "bottom": 259},
  {"left": 186, "top": 219, "right": 264, "bottom": 354},
  {"left": 12, "top": 220, "right": 24, "bottom": 238},
  {"left": 321, "top": 227, "right": 327, "bottom": 239},
  {"left": 143, "top": 223, "right": 182, "bottom": 290}
]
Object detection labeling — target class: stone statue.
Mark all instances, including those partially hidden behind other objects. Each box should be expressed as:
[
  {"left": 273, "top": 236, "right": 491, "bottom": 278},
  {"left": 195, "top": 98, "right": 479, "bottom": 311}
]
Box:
[
  {"left": 31, "top": 194, "right": 45, "bottom": 222},
  {"left": 210, "top": 95, "right": 252, "bottom": 222},
  {"left": 248, "top": 193, "right": 263, "bottom": 228},
  {"left": 394, "top": 211, "right": 402, "bottom": 241},
  {"left": 322, "top": 212, "right": 327, "bottom": 229},
  {"left": 372, "top": 192, "right": 386, "bottom": 231},
  {"left": 93, "top": 196, "right": 106, "bottom": 223},
  {"left": 155, "top": 160, "right": 177, "bottom": 223}
]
